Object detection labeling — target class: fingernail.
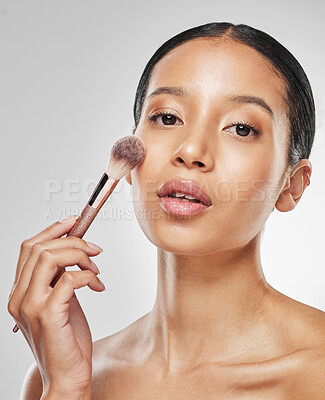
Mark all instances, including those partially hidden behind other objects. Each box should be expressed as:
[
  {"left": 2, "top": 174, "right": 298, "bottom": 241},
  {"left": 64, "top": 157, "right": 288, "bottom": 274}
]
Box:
[
  {"left": 86, "top": 241, "right": 103, "bottom": 253},
  {"left": 59, "top": 215, "right": 79, "bottom": 224},
  {"left": 91, "top": 260, "right": 100, "bottom": 274},
  {"left": 98, "top": 278, "right": 106, "bottom": 290}
]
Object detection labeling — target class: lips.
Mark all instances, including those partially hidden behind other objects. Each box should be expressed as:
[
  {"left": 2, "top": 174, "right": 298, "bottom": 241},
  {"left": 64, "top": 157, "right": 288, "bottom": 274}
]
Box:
[{"left": 157, "top": 178, "right": 212, "bottom": 206}]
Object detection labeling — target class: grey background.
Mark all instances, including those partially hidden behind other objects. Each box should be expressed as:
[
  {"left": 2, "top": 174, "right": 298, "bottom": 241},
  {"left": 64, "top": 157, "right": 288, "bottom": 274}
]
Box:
[{"left": 1, "top": 0, "right": 324, "bottom": 398}]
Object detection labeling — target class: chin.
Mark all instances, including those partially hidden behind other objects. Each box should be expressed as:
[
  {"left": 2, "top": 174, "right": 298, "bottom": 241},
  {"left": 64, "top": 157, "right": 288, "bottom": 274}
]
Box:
[
  {"left": 133, "top": 201, "right": 252, "bottom": 255},
  {"left": 137, "top": 220, "right": 222, "bottom": 256}
]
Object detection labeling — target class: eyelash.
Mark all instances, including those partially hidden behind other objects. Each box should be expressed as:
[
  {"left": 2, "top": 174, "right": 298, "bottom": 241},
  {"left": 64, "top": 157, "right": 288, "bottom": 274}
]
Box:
[{"left": 148, "top": 111, "right": 262, "bottom": 140}]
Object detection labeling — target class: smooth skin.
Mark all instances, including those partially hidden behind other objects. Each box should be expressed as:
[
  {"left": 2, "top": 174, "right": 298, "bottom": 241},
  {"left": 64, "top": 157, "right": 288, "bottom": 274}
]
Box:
[
  {"left": 10, "top": 38, "right": 325, "bottom": 399},
  {"left": 8, "top": 217, "right": 105, "bottom": 399}
]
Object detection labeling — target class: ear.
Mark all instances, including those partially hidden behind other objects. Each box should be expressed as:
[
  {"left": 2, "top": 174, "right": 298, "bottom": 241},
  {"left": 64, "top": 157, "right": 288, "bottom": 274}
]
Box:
[
  {"left": 275, "top": 160, "right": 312, "bottom": 212},
  {"left": 125, "top": 172, "right": 132, "bottom": 186}
]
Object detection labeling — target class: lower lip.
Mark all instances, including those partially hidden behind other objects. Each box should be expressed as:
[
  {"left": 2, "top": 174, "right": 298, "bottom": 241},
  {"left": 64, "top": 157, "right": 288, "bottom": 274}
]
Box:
[{"left": 158, "top": 196, "right": 210, "bottom": 216}]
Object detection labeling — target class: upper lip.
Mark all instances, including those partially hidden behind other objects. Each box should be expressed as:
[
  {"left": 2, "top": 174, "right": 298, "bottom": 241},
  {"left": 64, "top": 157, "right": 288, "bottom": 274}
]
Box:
[{"left": 157, "top": 178, "right": 212, "bottom": 206}]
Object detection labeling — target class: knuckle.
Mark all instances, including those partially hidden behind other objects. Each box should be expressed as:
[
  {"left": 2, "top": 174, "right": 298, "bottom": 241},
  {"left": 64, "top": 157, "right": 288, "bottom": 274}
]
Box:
[
  {"left": 80, "top": 249, "right": 90, "bottom": 261},
  {"left": 7, "top": 298, "right": 18, "bottom": 318},
  {"left": 71, "top": 247, "right": 88, "bottom": 262},
  {"left": 31, "top": 241, "right": 43, "bottom": 254},
  {"left": 60, "top": 271, "right": 75, "bottom": 285},
  {"left": 84, "top": 269, "right": 95, "bottom": 280},
  {"left": 39, "top": 248, "right": 53, "bottom": 261},
  {"left": 20, "top": 300, "right": 40, "bottom": 324},
  {"left": 74, "top": 246, "right": 85, "bottom": 254},
  {"left": 69, "top": 236, "right": 85, "bottom": 247},
  {"left": 19, "top": 299, "right": 32, "bottom": 318},
  {"left": 20, "top": 239, "right": 33, "bottom": 252}
]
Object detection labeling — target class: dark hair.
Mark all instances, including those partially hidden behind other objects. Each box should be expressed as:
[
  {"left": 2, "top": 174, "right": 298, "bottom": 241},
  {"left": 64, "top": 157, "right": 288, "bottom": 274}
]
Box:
[{"left": 133, "top": 22, "right": 315, "bottom": 170}]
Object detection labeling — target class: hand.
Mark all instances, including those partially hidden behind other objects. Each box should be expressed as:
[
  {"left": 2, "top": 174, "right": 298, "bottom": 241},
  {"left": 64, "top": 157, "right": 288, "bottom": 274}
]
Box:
[{"left": 7, "top": 216, "right": 105, "bottom": 396}]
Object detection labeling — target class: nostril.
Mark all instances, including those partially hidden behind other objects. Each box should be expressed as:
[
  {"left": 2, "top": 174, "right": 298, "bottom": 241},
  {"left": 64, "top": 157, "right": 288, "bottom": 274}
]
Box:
[
  {"left": 192, "top": 160, "right": 204, "bottom": 167},
  {"left": 175, "top": 157, "right": 205, "bottom": 168}
]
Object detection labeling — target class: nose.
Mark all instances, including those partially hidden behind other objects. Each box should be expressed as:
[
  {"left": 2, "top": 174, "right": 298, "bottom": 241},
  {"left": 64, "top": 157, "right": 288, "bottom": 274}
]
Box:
[{"left": 171, "top": 132, "right": 214, "bottom": 172}]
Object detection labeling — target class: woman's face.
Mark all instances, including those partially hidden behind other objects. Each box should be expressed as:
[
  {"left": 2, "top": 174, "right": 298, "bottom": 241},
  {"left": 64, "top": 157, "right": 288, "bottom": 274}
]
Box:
[{"left": 128, "top": 38, "right": 290, "bottom": 255}]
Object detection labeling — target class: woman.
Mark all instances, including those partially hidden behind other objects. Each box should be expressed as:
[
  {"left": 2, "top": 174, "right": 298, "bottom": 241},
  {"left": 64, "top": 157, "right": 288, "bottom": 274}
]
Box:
[{"left": 8, "top": 22, "right": 324, "bottom": 399}]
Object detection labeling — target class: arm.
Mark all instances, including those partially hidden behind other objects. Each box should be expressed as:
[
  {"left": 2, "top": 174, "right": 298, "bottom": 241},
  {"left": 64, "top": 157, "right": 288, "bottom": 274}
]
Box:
[
  {"left": 19, "top": 362, "right": 43, "bottom": 400},
  {"left": 7, "top": 220, "right": 103, "bottom": 400},
  {"left": 20, "top": 362, "right": 92, "bottom": 400}
]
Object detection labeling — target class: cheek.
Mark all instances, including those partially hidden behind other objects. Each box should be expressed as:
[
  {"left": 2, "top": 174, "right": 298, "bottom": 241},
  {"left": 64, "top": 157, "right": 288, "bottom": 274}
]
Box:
[
  {"left": 128, "top": 127, "right": 283, "bottom": 254},
  {"left": 132, "top": 140, "right": 164, "bottom": 202},
  {"left": 215, "top": 138, "right": 280, "bottom": 208},
  {"left": 131, "top": 129, "right": 173, "bottom": 203},
  {"left": 129, "top": 142, "right": 166, "bottom": 237}
]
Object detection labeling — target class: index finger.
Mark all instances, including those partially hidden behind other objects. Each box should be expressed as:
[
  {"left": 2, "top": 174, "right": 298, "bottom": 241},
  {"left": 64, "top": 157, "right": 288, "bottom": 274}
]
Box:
[{"left": 10, "top": 215, "right": 80, "bottom": 295}]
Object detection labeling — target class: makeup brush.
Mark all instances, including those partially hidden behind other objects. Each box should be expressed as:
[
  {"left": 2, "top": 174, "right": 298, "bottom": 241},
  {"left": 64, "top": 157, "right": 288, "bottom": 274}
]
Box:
[
  {"left": 13, "top": 135, "right": 146, "bottom": 333},
  {"left": 66, "top": 134, "right": 146, "bottom": 238}
]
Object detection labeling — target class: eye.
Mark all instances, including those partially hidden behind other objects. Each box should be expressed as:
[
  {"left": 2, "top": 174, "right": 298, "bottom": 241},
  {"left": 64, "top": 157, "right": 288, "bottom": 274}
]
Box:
[
  {"left": 224, "top": 121, "right": 261, "bottom": 140},
  {"left": 148, "top": 111, "right": 183, "bottom": 126}
]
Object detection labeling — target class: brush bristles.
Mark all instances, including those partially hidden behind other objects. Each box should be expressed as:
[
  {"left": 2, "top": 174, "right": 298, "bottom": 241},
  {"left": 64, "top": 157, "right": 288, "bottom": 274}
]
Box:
[{"left": 106, "top": 135, "right": 147, "bottom": 180}]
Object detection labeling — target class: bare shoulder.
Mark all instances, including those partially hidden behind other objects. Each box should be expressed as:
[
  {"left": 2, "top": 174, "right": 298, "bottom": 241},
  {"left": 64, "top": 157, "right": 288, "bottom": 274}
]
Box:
[
  {"left": 91, "top": 313, "right": 150, "bottom": 398},
  {"left": 270, "top": 286, "right": 325, "bottom": 346},
  {"left": 18, "top": 314, "right": 149, "bottom": 400},
  {"left": 292, "top": 301, "right": 325, "bottom": 397},
  {"left": 270, "top": 288, "right": 325, "bottom": 397},
  {"left": 296, "top": 345, "right": 325, "bottom": 399},
  {"left": 18, "top": 332, "right": 132, "bottom": 400}
]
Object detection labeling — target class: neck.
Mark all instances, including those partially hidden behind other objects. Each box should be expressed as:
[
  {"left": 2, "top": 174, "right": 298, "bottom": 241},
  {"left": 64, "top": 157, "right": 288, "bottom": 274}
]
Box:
[{"left": 147, "top": 232, "right": 274, "bottom": 373}]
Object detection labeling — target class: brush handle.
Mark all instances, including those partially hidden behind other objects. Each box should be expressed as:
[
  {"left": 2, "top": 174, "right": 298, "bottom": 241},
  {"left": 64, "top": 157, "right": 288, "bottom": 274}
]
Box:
[
  {"left": 50, "top": 176, "right": 119, "bottom": 287},
  {"left": 67, "top": 204, "right": 99, "bottom": 238},
  {"left": 66, "top": 175, "right": 119, "bottom": 238},
  {"left": 49, "top": 205, "right": 99, "bottom": 287}
]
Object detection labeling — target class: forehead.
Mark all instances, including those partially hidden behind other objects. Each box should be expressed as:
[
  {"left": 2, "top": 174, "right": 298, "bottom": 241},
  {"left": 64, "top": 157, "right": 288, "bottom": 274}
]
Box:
[{"left": 147, "top": 38, "right": 287, "bottom": 115}]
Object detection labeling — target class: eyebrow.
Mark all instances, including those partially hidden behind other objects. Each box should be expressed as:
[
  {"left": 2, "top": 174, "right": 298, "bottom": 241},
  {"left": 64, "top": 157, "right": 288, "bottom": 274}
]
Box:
[
  {"left": 228, "top": 94, "right": 274, "bottom": 119},
  {"left": 145, "top": 86, "right": 189, "bottom": 102},
  {"left": 145, "top": 86, "right": 274, "bottom": 119}
]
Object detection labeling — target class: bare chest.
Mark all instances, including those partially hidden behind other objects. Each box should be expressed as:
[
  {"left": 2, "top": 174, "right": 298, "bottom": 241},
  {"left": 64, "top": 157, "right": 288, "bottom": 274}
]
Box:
[{"left": 93, "top": 363, "right": 297, "bottom": 400}]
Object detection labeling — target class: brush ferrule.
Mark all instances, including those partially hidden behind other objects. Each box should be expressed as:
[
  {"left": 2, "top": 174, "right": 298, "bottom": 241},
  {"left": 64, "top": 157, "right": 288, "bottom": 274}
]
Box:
[{"left": 88, "top": 172, "right": 119, "bottom": 210}]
